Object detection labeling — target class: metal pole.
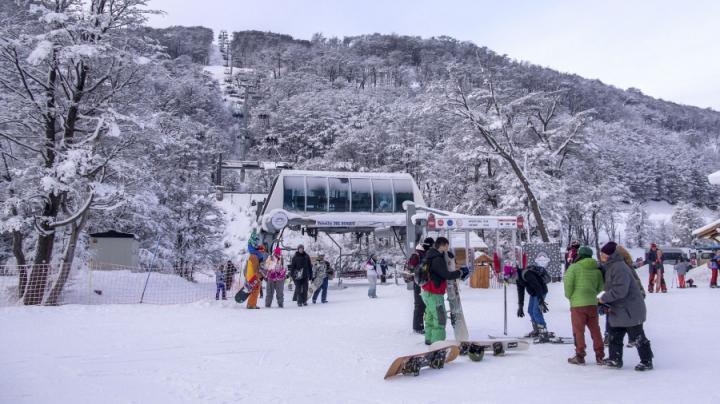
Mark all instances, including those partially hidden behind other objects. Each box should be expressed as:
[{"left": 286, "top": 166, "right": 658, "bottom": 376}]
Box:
[{"left": 139, "top": 237, "right": 161, "bottom": 304}]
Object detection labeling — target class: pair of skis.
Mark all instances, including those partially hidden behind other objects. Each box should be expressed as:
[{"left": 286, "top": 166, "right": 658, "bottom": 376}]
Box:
[{"left": 488, "top": 334, "right": 574, "bottom": 345}]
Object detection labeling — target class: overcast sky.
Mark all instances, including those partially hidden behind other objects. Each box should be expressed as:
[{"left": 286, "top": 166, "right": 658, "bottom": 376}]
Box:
[{"left": 146, "top": 0, "right": 720, "bottom": 110}]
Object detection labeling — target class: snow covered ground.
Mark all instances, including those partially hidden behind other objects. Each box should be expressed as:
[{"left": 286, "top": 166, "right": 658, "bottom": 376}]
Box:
[{"left": 2, "top": 277, "right": 718, "bottom": 404}]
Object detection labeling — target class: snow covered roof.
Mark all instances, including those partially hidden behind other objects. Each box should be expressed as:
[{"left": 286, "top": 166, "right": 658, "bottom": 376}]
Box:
[
  {"left": 708, "top": 170, "right": 720, "bottom": 185},
  {"left": 692, "top": 218, "right": 720, "bottom": 239},
  {"left": 278, "top": 169, "right": 414, "bottom": 179}
]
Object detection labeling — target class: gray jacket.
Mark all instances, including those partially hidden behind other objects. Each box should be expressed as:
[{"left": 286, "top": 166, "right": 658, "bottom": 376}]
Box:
[{"left": 602, "top": 251, "right": 647, "bottom": 327}]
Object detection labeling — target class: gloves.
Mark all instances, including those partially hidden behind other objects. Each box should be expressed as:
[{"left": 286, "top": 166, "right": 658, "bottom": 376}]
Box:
[
  {"left": 516, "top": 307, "right": 525, "bottom": 318},
  {"left": 539, "top": 301, "right": 549, "bottom": 313},
  {"left": 459, "top": 266, "right": 470, "bottom": 280}
]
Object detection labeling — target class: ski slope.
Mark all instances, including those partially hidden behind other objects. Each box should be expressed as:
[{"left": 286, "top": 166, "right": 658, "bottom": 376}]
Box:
[{"left": 2, "top": 277, "right": 719, "bottom": 404}]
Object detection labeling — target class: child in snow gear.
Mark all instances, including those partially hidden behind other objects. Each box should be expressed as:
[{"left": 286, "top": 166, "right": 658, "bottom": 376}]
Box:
[
  {"left": 517, "top": 264, "right": 551, "bottom": 339},
  {"left": 674, "top": 257, "right": 692, "bottom": 289},
  {"left": 366, "top": 254, "right": 380, "bottom": 298},
  {"left": 564, "top": 246, "right": 605, "bottom": 365},
  {"left": 215, "top": 264, "right": 227, "bottom": 300},
  {"left": 407, "top": 239, "right": 433, "bottom": 334},
  {"left": 265, "top": 247, "right": 286, "bottom": 308},
  {"left": 645, "top": 244, "right": 667, "bottom": 293},
  {"left": 710, "top": 251, "right": 720, "bottom": 288},
  {"left": 290, "top": 245, "right": 312, "bottom": 306},
  {"left": 311, "top": 253, "right": 332, "bottom": 303},
  {"left": 599, "top": 242, "right": 654, "bottom": 371},
  {"left": 421, "top": 237, "right": 464, "bottom": 345}
]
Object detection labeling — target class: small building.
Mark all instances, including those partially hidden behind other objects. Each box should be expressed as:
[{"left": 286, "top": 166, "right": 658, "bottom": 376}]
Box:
[{"left": 88, "top": 230, "right": 139, "bottom": 270}]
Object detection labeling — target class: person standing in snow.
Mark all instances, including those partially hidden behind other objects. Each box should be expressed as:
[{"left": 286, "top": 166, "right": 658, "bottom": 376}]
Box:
[
  {"left": 565, "top": 240, "right": 581, "bottom": 271},
  {"left": 645, "top": 243, "right": 666, "bottom": 293},
  {"left": 674, "top": 256, "right": 691, "bottom": 289},
  {"left": 710, "top": 250, "right": 720, "bottom": 288},
  {"left": 265, "top": 247, "right": 286, "bottom": 308},
  {"left": 406, "top": 238, "right": 433, "bottom": 334},
  {"left": 215, "top": 263, "right": 227, "bottom": 300},
  {"left": 517, "top": 264, "right": 551, "bottom": 339},
  {"left": 224, "top": 260, "right": 237, "bottom": 291},
  {"left": 290, "top": 244, "right": 313, "bottom": 307},
  {"left": 380, "top": 258, "right": 388, "bottom": 284},
  {"left": 563, "top": 246, "right": 605, "bottom": 365},
  {"left": 366, "top": 254, "right": 380, "bottom": 298},
  {"left": 245, "top": 244, "right": 266, "bottom": 309},
  {"left": 598, "top": 241, "right": 654, "bottom": 371},
  {"left": 311, "top": 253, "right": 332, "bottom": 304},
  {"left": 421, "top": 237, "right": 467, "bottom": 345}
]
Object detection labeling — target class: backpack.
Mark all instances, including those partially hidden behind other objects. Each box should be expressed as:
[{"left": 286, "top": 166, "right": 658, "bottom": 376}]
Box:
[
  {"left": 414, "top": 256, "right": 431, "bottom": 286},
  {"left": 525, "top": 265, "right": 551, "bottom": 285}
]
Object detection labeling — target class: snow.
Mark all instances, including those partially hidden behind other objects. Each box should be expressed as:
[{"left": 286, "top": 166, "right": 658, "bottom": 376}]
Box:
[
  {"left": 692, "top": 217, "right": 720, "bottom": 236},
  {"left": 27, "top": 40, "right": 53, "bottom": 65},
  {"left": 708, "top": 170, "right": 720, "bottom": 185},
  {"left": 217, "top": 192, "right": 266, "bottom": 260},
  {"left": 2, "top": 279, "right": 719, "bottom": 403}
]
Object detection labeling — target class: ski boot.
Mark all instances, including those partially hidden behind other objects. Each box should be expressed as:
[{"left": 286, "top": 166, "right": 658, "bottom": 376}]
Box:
[
  {"left": 635, "top": 361, "right": 653, "bottom": 371},
  {"left": 524, "top": 321, "right": 540, "bottom": 338},
  {"left": 534, "top": 325, "right": 552, "bottom": 343},
  {"left": 602, "top": 358, "right": 623, "bottom": 369}
]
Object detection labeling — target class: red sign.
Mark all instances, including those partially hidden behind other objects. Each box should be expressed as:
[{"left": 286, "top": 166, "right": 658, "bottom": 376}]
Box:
[
  {"left": 516, "top": 215, "right": 525, "bottom": 230},
  {"left": 427, "top": 213, "right": 436, "bottom": 230}
]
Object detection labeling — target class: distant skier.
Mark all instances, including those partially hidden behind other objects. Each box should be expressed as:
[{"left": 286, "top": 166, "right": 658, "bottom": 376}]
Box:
[
  {"left": 366, "top": 254, "right": 380, "bottom": 298},
  {"left": 406, "top": 238, "right": 433, "bottom": 334},
  {"left": 380, "top": 258, "right": 388, "bottom": 284},
  {"left": 645, "top": 243, "right": 666, "bottom": 293},
  {"left": 214, "top": 263, "right": 227, "bottom": 300},
  {"left": 516, "top": 264, "right": 551, "bottom": 339},
  {"left": 598, "top": 241, "right": 654, "bottom": 371},
  {"left": 563, "top": 246, "right": 605, "bottom": 365},
  {"left": 290, "top": 244, "right": 312, "bottom": 307},
  {"left": 710, "top": 250, "right": 720, "bottom": 288},
  {"left": 224, "top": 260, "right": 237, "bottom": 291},
  {"left": 311, "top": 253, "right": 332, "bottom": 304},
  {"left": 674, "top": 256, "right": 691, "bottom": 289},
  {"left": 421, "top": 237, "right": 467, "bottom": 345},
  {"left": 265, "top": 247, "right": 286, "bottom": 308}
]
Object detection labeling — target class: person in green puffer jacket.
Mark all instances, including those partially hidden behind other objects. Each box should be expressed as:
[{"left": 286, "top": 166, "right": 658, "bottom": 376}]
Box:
[{"left": 563, "top": 246, "right": 605, "bottom": 365}]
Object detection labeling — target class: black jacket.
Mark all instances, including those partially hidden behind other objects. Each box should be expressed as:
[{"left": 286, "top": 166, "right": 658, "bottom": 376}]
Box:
[
  {"left": 290, "top": 251, "right": 313, "bottom": 281},
  {"left": 517, "top": 266, "right": 549, "bottom": 307},
  {"left": 424, "top": 248, "right": 461, "bottom": 292}
]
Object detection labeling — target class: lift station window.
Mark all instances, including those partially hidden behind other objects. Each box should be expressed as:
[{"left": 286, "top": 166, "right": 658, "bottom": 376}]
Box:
[
  {"left": 283, "top": 176, "right": 306, "bottom": 211},
  {"left": 393, "top": 179, "right": 414, "bottom": 212},
  {"left": 372, "top": 179, "right": 394, "bottom": 213},
  {"left": 350, "top": 178, "right": 372, "bottom": 212},
  {"left": 306, "top": 177, "right": 328, "bottom": 212},
  {"left": 328, "top": 177, "right": 350, "bottom": 212}
]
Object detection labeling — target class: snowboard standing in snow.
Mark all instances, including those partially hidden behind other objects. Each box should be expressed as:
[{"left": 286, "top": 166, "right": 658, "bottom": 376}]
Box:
[
  {"left": 445, "top": 252, "right": 469, "bottom": 341},
  {"left": 431, "top": 339, "right": 529, "bottom": 361},
  {"left": 384, "top": 345, "right": 460, "bottom": 379}
]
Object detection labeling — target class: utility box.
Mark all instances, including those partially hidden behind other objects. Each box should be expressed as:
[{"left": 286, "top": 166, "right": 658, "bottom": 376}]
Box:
[{"left": 88, "top": 230, "right": 139, "bottom": 269}]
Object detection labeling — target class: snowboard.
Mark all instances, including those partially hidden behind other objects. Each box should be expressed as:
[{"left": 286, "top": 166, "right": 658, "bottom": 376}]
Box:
[
  {"left": 533, "top": 335, "right": 574, "bottom": 345},
  {"left": 446, "top": 279, "right": 469, "bottom": 341},
  {"left": 234, "top": 277, "right": 260, "bottom": 303},
  {"left": 384, "top": 345, "right": 460, "bottom": 379},
  {"left": 431, "top": 339, "right": 529, "bottom": 361}
]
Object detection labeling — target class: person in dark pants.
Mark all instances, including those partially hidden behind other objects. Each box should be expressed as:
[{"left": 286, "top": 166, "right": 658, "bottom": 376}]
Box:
[
  {"left": 380, "top": 258, "right": 388, "bottom": 283},
  {"left": 407, "top": 237, "right": 434, "bottom": 334},
  {"left": 290, "top": 244, "right": 313, "bottom": 307},
  {"left": 599, "top": 242, "right": 654, "bottom": 371}
]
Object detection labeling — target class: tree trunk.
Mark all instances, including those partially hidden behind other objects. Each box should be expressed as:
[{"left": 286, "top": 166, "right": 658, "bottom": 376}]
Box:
[
  {"left": 506, "top": 157, "right": 550, "bottom": 242},
  {"left": 12, "top": 229, "right": 27, "bottom": 298},
  {"left": 45, "top": 211, "right": 87, "bottom": 306},
  {"left": 591, "top": 209, "right": 600, "bottom": 257}
]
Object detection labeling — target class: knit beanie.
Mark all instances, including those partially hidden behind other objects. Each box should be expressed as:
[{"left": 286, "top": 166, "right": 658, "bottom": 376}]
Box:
[
  {"left": 578, "top": 246, "right": 593, "bottom": 258},
  {"left": 600, "top": 241, "right": 617, "bottom": 256}
]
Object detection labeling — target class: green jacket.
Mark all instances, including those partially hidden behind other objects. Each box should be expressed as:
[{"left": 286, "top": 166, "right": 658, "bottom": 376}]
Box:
[{"left": 564, "top": 257, "right": 604, "bottom": 308}]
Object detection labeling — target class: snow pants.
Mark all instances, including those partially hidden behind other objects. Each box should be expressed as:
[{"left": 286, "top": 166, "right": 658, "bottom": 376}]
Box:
[
  {"left": 294, "top": 279, "right": 309, "bottom": 306},
  {"left": 367, "top": 272, "right": 378, "bottom": 298},
  {"left": 265, "top": 279, "right": 284, "bottom": 307},
  {"left": 528, "top": 295, "right": 546, "bottom": 327},
  {"left": 246, "top": 283, "right": 260, "bottom": 309},
  {"left": 215, "top": 282, "right": 226, "bottom": 300},
  {"left": 677, "top": 273, "right": 686, "bottom": 289},
  {"left": 312, "top": 277, "right": 329, "bottom": 303},
  {"left": 413, "top": 282, "right": 426, "bottom": 332},
  {"left": 608, "top": 323, "right": 653, "bottom": 365},
  {"left": 571, "top": 306, "right": 605, "bottom": 362},
  {"left": 711, "top": 268, "right": 718, "bottom": 287},
  {"left": 421, "top": 291, "right": 447, "bottom": 344}
]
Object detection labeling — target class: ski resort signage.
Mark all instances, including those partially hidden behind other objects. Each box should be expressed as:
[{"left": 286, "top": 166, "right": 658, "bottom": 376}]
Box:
[{"left": 428, "top": 214, "right": 522, "bottom": 230}]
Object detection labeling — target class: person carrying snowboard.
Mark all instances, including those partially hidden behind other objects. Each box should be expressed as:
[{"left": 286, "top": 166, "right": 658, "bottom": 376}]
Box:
[
  {"left": 517, "top": 264, "right": 551, "bottom": 339},
  {"left": 311, "top": 253, "right": 332, "bottom": 304},
  {"left": 265, "top": 247, "right": 286, "bottom": 308},
  {"left": 406, "top": 238, "right": 433, "bottom": 334},
  {"left": 598, "top": 241, "right": 654, "bottom": 371},
  {"left": 420, "top": 237, "right": 468, "bottom": 345},
  {"left": 290, "top": 244, "right": 312, "bottom": 307},
  {"left": 563, "top": 246, "right": 605, "bottom": 365},
  {"left": 245, "top": 243, "right": 266, "bottom": 309},
  {"left": 645, "top": 243, "right": 666, "bottom": 293}
]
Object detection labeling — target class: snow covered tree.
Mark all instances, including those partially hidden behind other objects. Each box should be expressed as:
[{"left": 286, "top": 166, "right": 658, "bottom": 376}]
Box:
[
  {"left": 625, "top": 203, "right": 650, "bottom": 248},
  {"left": 671, "top": 203, "right": 704, "bottom": 246}
]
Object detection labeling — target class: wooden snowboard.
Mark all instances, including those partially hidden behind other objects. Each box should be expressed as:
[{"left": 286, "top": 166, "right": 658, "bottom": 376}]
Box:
[{"left": 384, "top": 346, "right": 460, "bottom": 379}]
